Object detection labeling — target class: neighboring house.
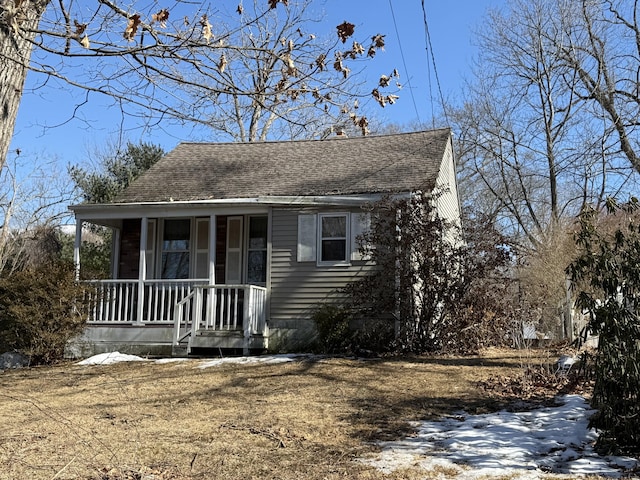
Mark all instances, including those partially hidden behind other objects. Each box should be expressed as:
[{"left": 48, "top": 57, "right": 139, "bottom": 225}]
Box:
[{"left": 68, "top": 129, "right": 460, "bottom": 357}]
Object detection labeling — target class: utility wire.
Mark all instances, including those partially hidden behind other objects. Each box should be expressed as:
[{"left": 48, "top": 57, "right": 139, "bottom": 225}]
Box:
[{"left": 421, "top": 0, "right": 449, "bottom": 127}]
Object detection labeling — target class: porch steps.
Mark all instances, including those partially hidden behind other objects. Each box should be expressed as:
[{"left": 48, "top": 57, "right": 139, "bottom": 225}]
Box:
[{"left": 173, "top": 329, "right": 267, "bottom": 356}]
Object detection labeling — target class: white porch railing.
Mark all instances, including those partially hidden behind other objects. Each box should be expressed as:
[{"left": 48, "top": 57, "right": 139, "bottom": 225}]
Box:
[
  {"left": 172, "top": 285, "right": 268, "bottom": 351},
  {"left": 86, "top": 280, "right": 267, "bottom": 334}
]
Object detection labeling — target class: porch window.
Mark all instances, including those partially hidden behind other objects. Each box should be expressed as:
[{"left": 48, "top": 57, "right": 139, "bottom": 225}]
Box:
[
  {"left": 318, "top": 213, "right": 349, "bottom": 265},
  {"left": 161, "top": 219, "right": 190, "bottom": 279},
  {"left": 247, "top": 216, "right": 268, "bottom": 283}
]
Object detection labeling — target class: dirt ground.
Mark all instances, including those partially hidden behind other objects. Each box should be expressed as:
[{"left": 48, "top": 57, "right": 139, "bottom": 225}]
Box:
[{"left": 0, "top": 349, "right": 570, "bottom": 480}]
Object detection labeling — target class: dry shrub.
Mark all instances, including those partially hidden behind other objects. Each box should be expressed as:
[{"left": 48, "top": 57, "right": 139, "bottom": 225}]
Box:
[
  {"left": 518, "top": 221, "right": 578, "bottom": 339},
  {"left": 0, "top": 260, "right": 93, "bottom": 364}
]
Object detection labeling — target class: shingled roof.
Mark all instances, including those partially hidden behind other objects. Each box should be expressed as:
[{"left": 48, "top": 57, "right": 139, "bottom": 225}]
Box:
[{"left": 115, "top": 129, "right": 451, "bottom": 203}]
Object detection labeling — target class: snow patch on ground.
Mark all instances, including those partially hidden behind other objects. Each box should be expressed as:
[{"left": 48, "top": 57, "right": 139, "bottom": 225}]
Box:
[
  {"left": 76, "top": 352, "right": 310, "bottom": 368},
  {"left": 76, "top": 352, "right": 150, "bottom": 365},
  {"left": 364, "top": 394, "right": 639, "bottom": 479},
  {"left": 197, "top": 353, "right": 309, "bottom": 369}
]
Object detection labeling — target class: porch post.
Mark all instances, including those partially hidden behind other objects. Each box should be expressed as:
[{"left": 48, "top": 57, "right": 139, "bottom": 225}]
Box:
[
  {"left": 208, "top": 214, "right": 216, "bottom": 285},
  {"left": 73, "top": 221, "right": 82, "bottom": 281},
  {"left": 136, "top": 217, "right": 148, "bottom": 324}
]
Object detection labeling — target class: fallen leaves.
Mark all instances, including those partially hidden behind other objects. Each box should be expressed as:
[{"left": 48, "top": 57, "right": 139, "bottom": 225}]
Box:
[{"left": 478, "top": 365, "right": 593, "bottom": 403}]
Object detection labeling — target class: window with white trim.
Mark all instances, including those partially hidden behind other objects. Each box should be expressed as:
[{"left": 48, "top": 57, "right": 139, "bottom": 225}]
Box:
[
  {"left": 298, "top": 212, "right": 371, "bottom": 266},
  {"left": 318, "top": 213, "right": 349, "bottom": 264}
]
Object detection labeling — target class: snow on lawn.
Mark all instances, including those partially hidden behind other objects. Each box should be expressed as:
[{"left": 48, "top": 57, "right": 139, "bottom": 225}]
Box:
[
  {"left": 197, "top": 353, "right": 308, "bottom": 369},
  {"left": 364, "top": 394, "right": 639, "bottom": 479},
  {"left": 76, "top": 353, "right": 639, "bottom": 478},
  {"left": 76, "top": 352, "right": 310, "bottom": 368},
  {"left": 76, "top": 351, "right": 150, "bottom": 365}
]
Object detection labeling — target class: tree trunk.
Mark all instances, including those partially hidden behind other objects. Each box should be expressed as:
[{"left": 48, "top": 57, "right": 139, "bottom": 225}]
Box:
[{"left": 0, "top": 0, "right": 49, "bottom": 170}]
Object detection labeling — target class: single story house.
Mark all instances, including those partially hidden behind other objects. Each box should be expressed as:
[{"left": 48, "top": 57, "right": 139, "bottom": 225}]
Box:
[{"left": 68, "top": 128, "right": 460, "bottom": 357}]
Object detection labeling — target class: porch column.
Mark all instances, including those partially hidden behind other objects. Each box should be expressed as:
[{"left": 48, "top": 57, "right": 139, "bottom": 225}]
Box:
[
  {"left": 208, "top": 214, "right": 216, "bottom": 284},
  {"left": 73, "top": 221, "right": 83, "bottom": 281},
  {"left": 136, "top": 217, "right": 148, "bottom": 324}
]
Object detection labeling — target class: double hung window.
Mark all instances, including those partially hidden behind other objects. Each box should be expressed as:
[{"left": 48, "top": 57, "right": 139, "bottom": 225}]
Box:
[{"left": 318, "top": 213, "right": 348, "bottom": 264}]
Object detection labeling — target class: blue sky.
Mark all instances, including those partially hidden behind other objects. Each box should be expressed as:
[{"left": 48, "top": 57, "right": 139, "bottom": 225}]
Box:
[{"left": 9, "top": 0, "right": 504, "bottom": 168}]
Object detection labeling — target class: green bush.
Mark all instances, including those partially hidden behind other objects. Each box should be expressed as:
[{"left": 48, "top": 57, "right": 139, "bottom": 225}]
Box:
[
  {"left": 568, "top": 198, "right": 640, "bottom": 454},
  {"left": 0, "top": 260, "right": 93, "bottom": 365}
]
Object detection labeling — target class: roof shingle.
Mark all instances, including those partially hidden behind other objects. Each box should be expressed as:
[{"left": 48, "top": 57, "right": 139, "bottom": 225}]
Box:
[{"left": 115, "top": 129, "right": 451, "bottom": 203}]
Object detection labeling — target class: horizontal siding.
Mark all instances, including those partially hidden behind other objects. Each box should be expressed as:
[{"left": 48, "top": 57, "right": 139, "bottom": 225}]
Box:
[
  {"left": 269, "top": 207, "right": 375, "bottom": 327},
  {"left": 434, "top": 139, "right": 461, "bottom": 225}
]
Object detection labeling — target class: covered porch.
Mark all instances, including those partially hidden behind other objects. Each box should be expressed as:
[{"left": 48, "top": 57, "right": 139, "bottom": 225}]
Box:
[{"left": 70, "top": 202, "right": 271, "bottom": 356}]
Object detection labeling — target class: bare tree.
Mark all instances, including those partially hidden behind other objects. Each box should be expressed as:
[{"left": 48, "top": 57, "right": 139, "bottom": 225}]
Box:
[
  {"left": 0, "top": 150, "right": 73, "bottom": 272},
  {"left": 453, "top": 0, "right": 638, "bottom": 250},
  {"left": 560, "top": 0, "right": 640, "bottom": 175},
  {"left": 0, "top": 0, "right": 398, "bottom": 167}
]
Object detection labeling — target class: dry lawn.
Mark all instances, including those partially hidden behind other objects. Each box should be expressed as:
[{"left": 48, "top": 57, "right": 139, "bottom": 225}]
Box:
[{"left": 0, "top": 349, "right": 572, "bottom": 480}]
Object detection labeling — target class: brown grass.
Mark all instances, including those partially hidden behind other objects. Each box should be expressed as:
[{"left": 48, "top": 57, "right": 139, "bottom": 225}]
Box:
[{"left": 0, "top": 349, "right": 581, "bottom": 479}]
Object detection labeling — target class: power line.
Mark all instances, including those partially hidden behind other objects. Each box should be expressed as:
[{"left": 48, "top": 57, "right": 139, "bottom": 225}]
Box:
[
  {"left": 421, "top": 0, "right": 449, "bottom": 127},
  {"left": 387, "top": 0, "right": 423, "bottom": 127}
]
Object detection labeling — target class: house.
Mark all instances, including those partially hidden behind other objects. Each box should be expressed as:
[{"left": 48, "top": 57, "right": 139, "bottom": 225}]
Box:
[{"left": 68, "top": 129, "right": 460, "bottom": 357}]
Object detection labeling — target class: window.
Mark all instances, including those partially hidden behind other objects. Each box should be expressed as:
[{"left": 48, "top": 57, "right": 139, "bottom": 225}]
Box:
[
  {"left": 161, "top": 219, "right": 190, "bottom": 279},
  {"left": 297, "top": 212, "right": 371, "bottom": 266},
  {"left": 247, "top": 216, "right": 268, "bottom": 284},
  {"left": 318, "top": 213, "right": 349, "bottom": 264}
]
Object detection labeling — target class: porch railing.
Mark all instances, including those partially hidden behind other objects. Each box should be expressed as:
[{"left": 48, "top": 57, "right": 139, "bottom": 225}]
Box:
[
  {"left": 86, "top": 280, "right": 267, "bottom": 334},
  {"left": 172, "top": 285, "right": 268, "bottom": 348}
]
